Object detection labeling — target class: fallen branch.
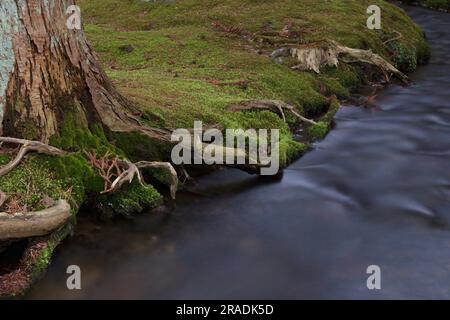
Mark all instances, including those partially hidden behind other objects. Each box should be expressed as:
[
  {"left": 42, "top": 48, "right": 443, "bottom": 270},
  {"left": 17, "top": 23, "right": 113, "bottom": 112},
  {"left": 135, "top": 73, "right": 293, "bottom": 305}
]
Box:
[{"left": 228, "top": 100, "right": 317, "bottom": 125}]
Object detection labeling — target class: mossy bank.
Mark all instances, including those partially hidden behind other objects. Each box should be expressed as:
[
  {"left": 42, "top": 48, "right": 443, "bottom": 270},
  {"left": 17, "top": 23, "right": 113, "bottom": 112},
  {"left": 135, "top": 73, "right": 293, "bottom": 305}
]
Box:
[{"left": 0, "top": 0, "right": 429, "bottom": 297}]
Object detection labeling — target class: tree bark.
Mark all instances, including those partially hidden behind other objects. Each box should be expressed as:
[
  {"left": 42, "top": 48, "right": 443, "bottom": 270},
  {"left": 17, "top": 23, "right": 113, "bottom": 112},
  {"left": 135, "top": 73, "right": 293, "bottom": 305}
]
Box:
[{"left": 0, "top": 0, "right": 166, "bottom": 143}]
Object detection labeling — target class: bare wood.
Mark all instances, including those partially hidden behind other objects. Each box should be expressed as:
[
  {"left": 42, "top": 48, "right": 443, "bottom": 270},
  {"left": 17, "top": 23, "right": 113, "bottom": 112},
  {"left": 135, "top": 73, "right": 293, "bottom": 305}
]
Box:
[
  {"left": 0, "top": 200, "right": 71, "bottom": 241},
  {"left": 271, "top": 40, "right": 409, "bottom": 84},
  {"left": 102, "top": 159, "right": 144, "bottom": 194},
  {"left": 136, "top": 161, "right": 179, "bottom": 200}
]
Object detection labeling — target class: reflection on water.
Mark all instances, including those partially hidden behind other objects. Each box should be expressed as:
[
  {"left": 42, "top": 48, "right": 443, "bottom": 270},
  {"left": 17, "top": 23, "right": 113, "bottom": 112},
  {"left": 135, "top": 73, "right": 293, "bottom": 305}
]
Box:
[{"left": 27, "top": 7, "right": 450, "bottom": 299}]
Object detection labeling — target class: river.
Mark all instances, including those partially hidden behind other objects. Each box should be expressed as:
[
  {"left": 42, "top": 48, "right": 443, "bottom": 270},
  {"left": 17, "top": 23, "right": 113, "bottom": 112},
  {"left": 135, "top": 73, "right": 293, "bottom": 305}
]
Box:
[{"left": 27, "top": 5, "right": 450, "bottom": 299}]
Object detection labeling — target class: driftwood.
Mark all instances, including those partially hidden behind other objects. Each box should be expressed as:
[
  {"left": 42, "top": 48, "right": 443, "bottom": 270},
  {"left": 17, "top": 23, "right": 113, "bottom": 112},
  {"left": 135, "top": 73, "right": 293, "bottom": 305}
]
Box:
[
  {"left": 228, "top": 100, "right": 317, "bottom": 125},
  {"left": 271, "top": 40, "right": 409, "bottom": 84},
  {"left": 0, "top": 200, "right": 71, "bottom": 241}
]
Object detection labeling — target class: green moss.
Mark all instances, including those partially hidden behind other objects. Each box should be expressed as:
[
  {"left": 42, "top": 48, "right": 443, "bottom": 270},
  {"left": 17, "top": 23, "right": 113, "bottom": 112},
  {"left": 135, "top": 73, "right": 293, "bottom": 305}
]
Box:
[
  {"left": 306, "top": 96, "right": 340, "bottom": 141},
  {"left": 0, "top": 0, "right": 431, "bottom": 297},
  {"left": 308, "top": 121, "right": 329, "bottom": 141},
  {"left": 75, "top": 0, "right": 428, "bottom": 167},
  {"left": 27, "top": 223, "right": 73, "bottom": 283},
  {"left": 279, "top": 138, "right": 307, "bottom": 168},
  {"left": 110, "top": 131, "right": 170, "bottom": 162},
  {"left": 0, "top": 155, "right": 75, "bottom": 211},
  {"left": 15, "top": 120, "right": 39, "bottom": 141},
  {"left": 94, "top": 180, "right": 162, "bottom": 218},
  {"left": 44, "top": 153, "right": 103, "bottom": 203},
  {"left": 50, "top": 108, "right": 121, "bottom": 156},
  {"left": 387, "top": 41, "right": 418, "bottom": 73}
]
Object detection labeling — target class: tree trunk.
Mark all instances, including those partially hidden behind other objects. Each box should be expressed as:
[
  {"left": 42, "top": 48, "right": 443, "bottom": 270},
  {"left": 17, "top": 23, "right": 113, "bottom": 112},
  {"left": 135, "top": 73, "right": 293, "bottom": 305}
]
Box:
[{"left": 0, "top": 0, "right": 162, "bottom": 143}]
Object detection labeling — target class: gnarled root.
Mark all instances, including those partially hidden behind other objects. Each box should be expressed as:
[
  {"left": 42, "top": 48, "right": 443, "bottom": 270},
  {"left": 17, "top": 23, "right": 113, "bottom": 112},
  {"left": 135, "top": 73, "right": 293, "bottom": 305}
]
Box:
[
  {"left": 0, "top": 137, "right": 67, "bottom": 177},
  {"left": 228, "top": 100, "right": 317, "bottom": 125},
  {"left": 101, "top": 159, "right": 144, "bottom": 194},
  {"left": 136, "top": 161, "right": 179, "bottom": 200},
  {"left": 0, "top": 138, "right": 71, "bottom": 240},
  {"left": 96, "top": 156, "right": 179, "bottom": 200},
  {"left": 271, "top": 40, "right": 409, "bottom": 84},
  {"left": 0, "top": 200, "right": 71, "bottom": 241}
]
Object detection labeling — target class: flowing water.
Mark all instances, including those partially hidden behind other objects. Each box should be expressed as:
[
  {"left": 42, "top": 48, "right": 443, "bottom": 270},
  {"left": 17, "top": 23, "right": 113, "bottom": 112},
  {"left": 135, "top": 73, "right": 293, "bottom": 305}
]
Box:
[{"left": 27, "top": 6, "right": 450, "bottom": 299}]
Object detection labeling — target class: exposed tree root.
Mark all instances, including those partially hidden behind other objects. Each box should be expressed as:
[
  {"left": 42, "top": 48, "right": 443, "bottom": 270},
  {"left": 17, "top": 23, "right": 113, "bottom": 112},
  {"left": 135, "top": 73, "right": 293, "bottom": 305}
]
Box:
[
  {"left": 271, "top": 40, "right": 409, "bottom": 84},
  {"left": 0, "top": 138, "right": 71, "bottom": 240},
  {"left": 102, "top": 159, "right": 144, "bottom": 194},
  {"left": 0, "top": 200, "right": 71, "bottom": 241},
  {"left": 136, "top": 161, "right": 179, "bottom": 200},
  {"left": 0, "top": 137, "right": 67, "bottom": 177},
  {"left": 86, "top": 151, "right": 179, "bottom": 199},
  {"left": 228, "top": 100, "right": 317, "bottom": 125}
]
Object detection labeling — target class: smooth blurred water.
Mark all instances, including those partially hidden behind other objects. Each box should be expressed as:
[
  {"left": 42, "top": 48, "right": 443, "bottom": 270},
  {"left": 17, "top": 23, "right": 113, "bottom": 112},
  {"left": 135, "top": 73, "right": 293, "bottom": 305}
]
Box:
[{"left": 27, "top": 6, "right": 450, "bottom": 299}]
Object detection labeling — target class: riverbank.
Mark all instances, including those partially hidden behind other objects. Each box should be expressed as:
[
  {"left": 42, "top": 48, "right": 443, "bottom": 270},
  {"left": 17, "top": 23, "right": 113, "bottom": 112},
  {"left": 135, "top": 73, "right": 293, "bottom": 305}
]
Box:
[
  {"left": 0, "top": 0, "right": 429, "bottom": 297},
  {"left": 26, "top": 3, "right": 450, "bottom": 299}
]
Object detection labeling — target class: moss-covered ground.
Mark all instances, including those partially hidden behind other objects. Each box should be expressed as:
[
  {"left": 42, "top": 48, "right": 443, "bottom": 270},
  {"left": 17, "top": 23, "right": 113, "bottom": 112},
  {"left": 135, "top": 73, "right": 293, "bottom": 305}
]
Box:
[{"left": 0, "top": 0, "right": 430, "bottom": 297}]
